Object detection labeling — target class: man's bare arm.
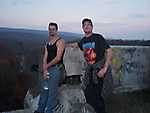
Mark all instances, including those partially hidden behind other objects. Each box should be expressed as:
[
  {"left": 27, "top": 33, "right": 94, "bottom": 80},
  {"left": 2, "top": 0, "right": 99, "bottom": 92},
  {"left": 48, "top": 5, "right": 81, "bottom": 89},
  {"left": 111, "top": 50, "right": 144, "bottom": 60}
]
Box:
[
  {"left": 104, "top": 48, "right": 112, "bottom": 69},
  {"left": 65, "top": 42, "right": 79, "bottom": 48},
  {"left": 43, "top": 47, "right": 48, "bottom": 71},
  {"left": 97, "top": 48, "right": 112, "bottom": 78}
]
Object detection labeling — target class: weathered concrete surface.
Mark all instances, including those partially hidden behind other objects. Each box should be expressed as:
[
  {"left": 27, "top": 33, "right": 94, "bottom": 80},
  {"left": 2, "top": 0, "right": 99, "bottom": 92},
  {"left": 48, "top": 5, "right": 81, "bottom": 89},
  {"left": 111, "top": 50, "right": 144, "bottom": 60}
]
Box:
[
  {"left": 3, "top": 88, "right": 150, "bottom": 113},
  {"left": 20, "top": 85, "right": 95, "bottom": 113},
  {"left": 63, "top": 47, "right": 86, "bottom": 76},
  {"left": 112, "top": 46, "right": 150, "bottom": 92},
  {"left": 1, "top": 46, "right": 150, "bottom": 113},
  {"left": 55, "top": 85, "right": 95, "bottom": 113},
  {"left": 64, "top": 46, "right": 150, "bottom": 93}
]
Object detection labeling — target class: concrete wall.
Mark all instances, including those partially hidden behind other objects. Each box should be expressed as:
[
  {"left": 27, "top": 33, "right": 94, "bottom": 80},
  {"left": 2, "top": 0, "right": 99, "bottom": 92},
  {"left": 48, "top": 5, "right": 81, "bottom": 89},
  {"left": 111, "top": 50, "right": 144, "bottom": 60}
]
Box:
[
  {"left": 2, "top": 46, "right": 150, "bottom": 113},
  {"left": 64, "top": 46, "right": 150, "bottom": 92},
  {"left": 111, "top": 46, "right": 150, "bottom": 92},
  {"left": 63, "top": 47, "right": 86, "bottom": 76}
]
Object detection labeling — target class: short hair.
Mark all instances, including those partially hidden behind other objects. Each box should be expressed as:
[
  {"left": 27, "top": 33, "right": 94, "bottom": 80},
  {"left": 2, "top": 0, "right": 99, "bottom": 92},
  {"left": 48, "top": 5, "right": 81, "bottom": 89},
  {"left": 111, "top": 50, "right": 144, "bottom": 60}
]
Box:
[
  {"left": 82, "top": 18, "right": 93, "bottom": 27},
  {"left": 49, "top": 22, "right": 58, "bottom": 31}
]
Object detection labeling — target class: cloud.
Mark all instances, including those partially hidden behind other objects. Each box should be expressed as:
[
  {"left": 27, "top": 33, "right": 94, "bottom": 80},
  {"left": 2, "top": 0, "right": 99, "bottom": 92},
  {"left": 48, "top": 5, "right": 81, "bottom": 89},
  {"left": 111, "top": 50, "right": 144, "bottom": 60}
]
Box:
[
  {"left": 130, "top": 14, "right": 146, "bottom": 19},
  {"left": 95, "top": 0, "right": 121, "bottom": 6},
  {"left": 94, "top": 22, "right": 127, "bottom": 32},
  {"left": 11, "top": 0, "right": 33, "bottom": 6},
  {"left": 59, "top": 22, "right": 82, "bottom": 33}
]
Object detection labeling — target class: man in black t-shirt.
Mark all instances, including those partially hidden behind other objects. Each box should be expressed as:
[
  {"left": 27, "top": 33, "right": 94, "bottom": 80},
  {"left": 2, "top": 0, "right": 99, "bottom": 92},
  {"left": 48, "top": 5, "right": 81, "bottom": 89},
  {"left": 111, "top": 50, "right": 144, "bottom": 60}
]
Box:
[
  {"left": 78, "top": 33, "right": 110, "bottom": 64},
  {"left": 67, "top": 18, "right": 112, "bottom": 113}
]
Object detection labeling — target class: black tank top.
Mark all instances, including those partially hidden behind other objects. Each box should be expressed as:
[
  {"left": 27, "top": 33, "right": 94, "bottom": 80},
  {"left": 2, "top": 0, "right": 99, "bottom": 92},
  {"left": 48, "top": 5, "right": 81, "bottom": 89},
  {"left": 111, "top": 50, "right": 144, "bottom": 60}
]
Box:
[{"left": 46, "top": 38, "right": 64, "bottom": 64}]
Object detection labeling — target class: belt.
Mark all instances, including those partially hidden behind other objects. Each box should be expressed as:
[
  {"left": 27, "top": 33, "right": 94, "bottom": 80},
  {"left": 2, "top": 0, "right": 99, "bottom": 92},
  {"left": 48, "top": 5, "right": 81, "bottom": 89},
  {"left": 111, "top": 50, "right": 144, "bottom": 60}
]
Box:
[
  {"left": 65, "top": 75, "right": 81, "bottom": 85},
  {"left": 51, "top": 63, "right": 64, "bottom": 68}
]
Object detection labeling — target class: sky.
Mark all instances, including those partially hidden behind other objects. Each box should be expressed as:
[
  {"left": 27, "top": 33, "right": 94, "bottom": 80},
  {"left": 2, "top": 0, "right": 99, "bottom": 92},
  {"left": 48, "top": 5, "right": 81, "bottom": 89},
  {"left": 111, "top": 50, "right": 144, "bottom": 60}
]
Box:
[{"left": 0, "top": 0, "right": 150, "bottom": 40}]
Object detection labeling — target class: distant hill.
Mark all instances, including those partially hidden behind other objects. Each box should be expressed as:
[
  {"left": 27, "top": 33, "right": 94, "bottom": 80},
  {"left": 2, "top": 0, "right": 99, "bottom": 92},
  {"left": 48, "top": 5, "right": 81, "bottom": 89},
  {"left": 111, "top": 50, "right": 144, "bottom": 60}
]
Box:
[
  {"left": 0, "top": 27, "right": 150, "bottom": 46},
  {"left": 107, "top": 39, "right": 150, "bottom": 46},
  {"left": 0, "top": 27, "right": 82, "bottom": 42}
]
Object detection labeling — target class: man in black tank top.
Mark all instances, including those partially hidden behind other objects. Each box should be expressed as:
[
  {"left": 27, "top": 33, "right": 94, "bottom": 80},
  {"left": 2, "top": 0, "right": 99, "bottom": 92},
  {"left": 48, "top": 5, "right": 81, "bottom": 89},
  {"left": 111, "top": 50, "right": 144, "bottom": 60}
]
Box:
[{"left": 34, "top": 22, "right": 65, "bottom": 113}]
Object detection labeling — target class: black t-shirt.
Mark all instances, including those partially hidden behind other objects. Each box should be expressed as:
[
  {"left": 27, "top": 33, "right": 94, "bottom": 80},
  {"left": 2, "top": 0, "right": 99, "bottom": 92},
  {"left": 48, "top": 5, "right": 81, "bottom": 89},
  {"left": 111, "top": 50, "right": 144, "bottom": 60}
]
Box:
[{"left": 78, "top": 33, "right": 110, "bottom": 64}]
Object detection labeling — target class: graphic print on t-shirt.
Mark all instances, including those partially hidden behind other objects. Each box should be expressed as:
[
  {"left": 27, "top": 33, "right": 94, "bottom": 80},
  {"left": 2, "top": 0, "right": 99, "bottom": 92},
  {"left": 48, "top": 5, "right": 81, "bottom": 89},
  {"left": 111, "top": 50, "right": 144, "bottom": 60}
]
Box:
[{"left": 82, "top": 42, "right": 96, "bottom": 64}]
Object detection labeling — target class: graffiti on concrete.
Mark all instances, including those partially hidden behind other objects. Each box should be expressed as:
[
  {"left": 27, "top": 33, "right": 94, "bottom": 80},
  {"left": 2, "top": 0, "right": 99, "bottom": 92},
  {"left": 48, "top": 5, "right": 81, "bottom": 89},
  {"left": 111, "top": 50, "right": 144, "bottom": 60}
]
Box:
[{"left": 112, "top": 46, "right": 150, "bottom": 92}]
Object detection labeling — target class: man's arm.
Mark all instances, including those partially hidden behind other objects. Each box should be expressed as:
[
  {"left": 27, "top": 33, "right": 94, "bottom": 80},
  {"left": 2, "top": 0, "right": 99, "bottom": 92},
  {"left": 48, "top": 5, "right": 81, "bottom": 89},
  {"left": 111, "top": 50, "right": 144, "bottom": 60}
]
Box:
[
  {"left": 65, "top": 42, "right": 79, "bottom": 48},
  {"left": 42, "top": 46, "right": 51, "bottom": 79},
  {"left": 43, "top": 47, "right": 48, "bottom": 72},
  {"left": 97, "top": 48, "right": 112, "bottom": 78},
  {"left": 46, "top": 39, "right": 65, "bottom": 68},
  {"left": 104, "top": 48, "right": 112, "bottom": 69}
]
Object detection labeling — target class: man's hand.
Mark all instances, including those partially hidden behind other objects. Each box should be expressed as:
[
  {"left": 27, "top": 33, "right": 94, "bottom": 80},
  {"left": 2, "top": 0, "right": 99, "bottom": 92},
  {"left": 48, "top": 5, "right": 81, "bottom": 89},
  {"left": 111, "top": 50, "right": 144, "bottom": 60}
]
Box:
[
  {"left": 65, "top": 42, "right": 78, "bottom": 48},
  {"left": 97, "top": 66, "right": 108, "bottom": 78},
  {"left": 43, "top": 70, "right": 50, "bottom": 80},
  {"left": 43, "top": 64, "right": 50, "bottom": 79}
]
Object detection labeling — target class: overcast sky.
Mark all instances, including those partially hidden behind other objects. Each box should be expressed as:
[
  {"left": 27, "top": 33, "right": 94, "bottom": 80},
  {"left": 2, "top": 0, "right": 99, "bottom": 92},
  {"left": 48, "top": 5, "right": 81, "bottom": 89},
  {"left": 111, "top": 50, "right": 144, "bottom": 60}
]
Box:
[{"left": 0, "top": 0, "right": 150, "bottom": 40}]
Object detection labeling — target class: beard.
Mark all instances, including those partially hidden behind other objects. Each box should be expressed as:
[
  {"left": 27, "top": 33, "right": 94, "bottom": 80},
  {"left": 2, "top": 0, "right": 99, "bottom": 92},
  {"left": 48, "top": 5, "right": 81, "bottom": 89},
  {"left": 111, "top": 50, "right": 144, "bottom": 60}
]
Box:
[{"left": 49, "top": 32, "right": 56, "bottom": 37}]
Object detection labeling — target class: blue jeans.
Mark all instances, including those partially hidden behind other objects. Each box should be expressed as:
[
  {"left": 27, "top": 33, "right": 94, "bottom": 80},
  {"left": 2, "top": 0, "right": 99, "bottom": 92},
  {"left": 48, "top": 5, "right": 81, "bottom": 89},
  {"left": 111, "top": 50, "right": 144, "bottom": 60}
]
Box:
[{"left": 37, "top": 65, "right": 61, "bottom": 113}]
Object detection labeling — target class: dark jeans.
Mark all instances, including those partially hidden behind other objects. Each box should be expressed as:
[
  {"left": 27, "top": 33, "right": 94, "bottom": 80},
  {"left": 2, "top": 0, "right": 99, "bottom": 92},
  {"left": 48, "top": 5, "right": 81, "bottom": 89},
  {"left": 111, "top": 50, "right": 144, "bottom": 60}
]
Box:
[{"left": 84, "top": 79, "right": 105, "bottom": 113}]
